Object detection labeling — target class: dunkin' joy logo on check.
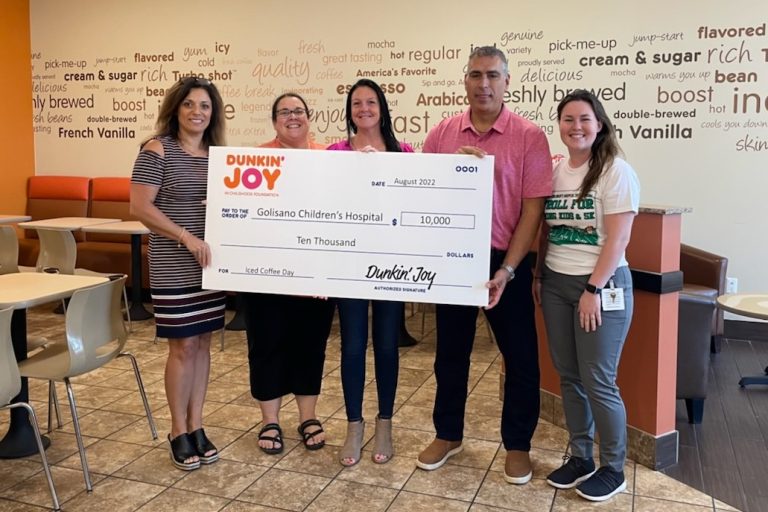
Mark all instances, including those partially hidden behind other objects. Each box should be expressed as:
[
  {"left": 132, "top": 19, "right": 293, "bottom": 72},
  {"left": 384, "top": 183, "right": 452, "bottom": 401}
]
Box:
[{"left": 223, "top": 154, "right": 283, "bottom": 190}]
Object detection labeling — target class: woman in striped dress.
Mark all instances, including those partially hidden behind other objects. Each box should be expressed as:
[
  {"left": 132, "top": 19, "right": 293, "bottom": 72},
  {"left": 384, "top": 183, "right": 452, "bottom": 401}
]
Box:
[{"left": 130, "top": 77, "right": 226, "bottom": 471}]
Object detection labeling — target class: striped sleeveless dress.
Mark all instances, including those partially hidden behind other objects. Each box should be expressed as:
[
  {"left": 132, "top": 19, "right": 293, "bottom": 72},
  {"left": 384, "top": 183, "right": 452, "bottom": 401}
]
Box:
[{"left": 130, "top": 135, "right": 225, "bottom": 338}]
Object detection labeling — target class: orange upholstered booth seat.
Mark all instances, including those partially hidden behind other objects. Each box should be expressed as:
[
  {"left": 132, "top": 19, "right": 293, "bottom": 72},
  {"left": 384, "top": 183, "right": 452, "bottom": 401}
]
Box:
[
  {"left": 77, "top": 177, "right": 150, "bottom": 288},
  {"left": 18, "top": 176, "right": 91, "bottom": 266}
]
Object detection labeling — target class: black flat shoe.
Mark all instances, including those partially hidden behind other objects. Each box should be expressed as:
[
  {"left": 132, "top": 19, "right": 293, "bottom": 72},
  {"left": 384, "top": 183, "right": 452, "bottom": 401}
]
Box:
[
  {"left": 168, "top": 433, "right": 201, "bottom": 471},
  {"left": 190, "top": 428, "right": 219, "bottom": 464}
]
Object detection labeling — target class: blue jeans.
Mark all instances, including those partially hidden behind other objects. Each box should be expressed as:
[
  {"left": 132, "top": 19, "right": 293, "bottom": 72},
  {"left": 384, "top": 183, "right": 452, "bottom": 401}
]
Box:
[{"left": 338, "top": 298, "right": 402, "bottom": 421}]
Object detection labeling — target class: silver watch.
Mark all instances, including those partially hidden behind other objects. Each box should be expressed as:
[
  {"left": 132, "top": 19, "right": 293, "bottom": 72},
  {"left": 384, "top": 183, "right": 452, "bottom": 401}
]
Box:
[{"left": 501, "top": 264, "right": 515, "bottom": 282}]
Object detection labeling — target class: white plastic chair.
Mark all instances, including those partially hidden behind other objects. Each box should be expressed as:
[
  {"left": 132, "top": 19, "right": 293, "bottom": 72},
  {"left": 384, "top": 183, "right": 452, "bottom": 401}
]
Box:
[
  {"left": 18, "top": 277, "right": 157, "bottom": 491},
  {"left": 35, "top": 228, "right": 132, "bottom": 332},
  {"left": 1, "top": 226, "right": 53, "bottom": 356},
  {"left": 2, "top": 226, "right": 66, "bottom": 433},
  {"left": 0, "top": 306, "right": 61, "bottom": 511},
  {"left": 0, "top": 226, "right": 35, "bottom": 274},
  {"left": 0, "top": 226, "right": 20, "bottom": 274}
]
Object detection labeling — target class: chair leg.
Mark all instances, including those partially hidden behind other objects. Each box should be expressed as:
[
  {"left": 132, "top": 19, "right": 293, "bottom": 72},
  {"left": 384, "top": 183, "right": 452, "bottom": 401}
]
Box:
[
  {"left": 710, "top": 335, "right": 722, "bottom": 354},
  {"left": 420, "top": 307, "right": 427, "bottom": 340},
  {"left": 47, "top": 384, "right": 53, "bottom": 434},
  {"left": 685, "top": 398, "right": 705, "bottom": 424},
  {"left": 118, "top": 352, "right": 158, "bottom": 440},
  {"left": 6, "top": 403, "right": 61, "bottom": 511},
  {"left": 220, "top": 328, "right": 225, "bottom": 351},
  {"left": 64, "top": 378, "right": 93, "bottom": 492},
  {"left": 122, "top": 286, "right": 132, "bottom": 333},
  {"left": 47, "top": 381, "right": 62, "bottom": 433}
]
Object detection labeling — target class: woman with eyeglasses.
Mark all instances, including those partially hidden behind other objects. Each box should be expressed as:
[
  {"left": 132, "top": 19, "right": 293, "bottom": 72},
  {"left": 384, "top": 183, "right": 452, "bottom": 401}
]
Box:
[
  {"left": 327, "top": 78, "right": 413, "bottom": 467},
  {"left": 241, "top": 93, "right": 336, "bottom": 456},
  {"left": 130, "top": 76, "right": 226, "bottom": 471},
  {"left": 259, "top": 93, "right": 325, "bottom": 149}
]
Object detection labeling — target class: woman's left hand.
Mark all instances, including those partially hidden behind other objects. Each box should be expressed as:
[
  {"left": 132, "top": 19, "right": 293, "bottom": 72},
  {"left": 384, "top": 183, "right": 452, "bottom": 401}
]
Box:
[{"left": 578, "top": 292, "right": 601, "bottom": 332}]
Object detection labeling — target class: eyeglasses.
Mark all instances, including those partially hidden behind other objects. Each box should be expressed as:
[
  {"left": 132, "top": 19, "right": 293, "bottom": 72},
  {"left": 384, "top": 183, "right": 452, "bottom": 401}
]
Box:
[
  {"left": 276, "top": 108, "right": 308, "bottom": 118},
  {"left": 178, "top": 76, "right": 212, "bottom": 86}
]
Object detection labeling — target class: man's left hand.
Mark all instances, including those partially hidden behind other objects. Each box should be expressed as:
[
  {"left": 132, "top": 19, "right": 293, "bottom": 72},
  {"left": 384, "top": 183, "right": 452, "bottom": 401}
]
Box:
[{"left": 485, "top": 269, "right": 509, "bottom": 309}]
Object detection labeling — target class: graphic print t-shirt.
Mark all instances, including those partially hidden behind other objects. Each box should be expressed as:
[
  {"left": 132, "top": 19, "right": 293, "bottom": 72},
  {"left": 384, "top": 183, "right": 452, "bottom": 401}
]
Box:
[{"left": 544, "top": 157, "right": 640, "bottom": 276}]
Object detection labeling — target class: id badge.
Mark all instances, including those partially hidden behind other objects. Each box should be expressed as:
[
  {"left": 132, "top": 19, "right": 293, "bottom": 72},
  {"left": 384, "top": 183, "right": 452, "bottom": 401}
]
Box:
[{"left": 601, "top": 281, "right": 625, "bottom": 311}]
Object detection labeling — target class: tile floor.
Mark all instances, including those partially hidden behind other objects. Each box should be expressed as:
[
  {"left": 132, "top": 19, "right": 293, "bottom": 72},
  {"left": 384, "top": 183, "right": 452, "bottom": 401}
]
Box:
[{"left": 0, "top": 307, "right": 742, "bottom": 511}]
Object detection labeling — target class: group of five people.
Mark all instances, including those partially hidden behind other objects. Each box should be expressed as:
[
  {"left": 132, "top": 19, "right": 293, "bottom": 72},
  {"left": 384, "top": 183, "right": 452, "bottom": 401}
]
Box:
[{"left": 129, "top": 45, "right": 639, "bottom": 503}]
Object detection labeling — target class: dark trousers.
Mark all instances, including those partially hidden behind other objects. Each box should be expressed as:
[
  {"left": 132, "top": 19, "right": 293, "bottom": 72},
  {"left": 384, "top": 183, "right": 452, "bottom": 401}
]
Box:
[
  {"left": 338, "top": 298, "right": 402, "bottom": 421},
  {"left": 434, "top": 250, "right": 540, "bottom": 451},
  {"left": 242, "top": 293, "right": 335, "bottom": 401}
]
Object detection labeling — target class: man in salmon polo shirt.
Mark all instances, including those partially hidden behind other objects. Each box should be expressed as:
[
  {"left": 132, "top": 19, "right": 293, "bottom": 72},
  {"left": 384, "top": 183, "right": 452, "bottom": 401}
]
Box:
[{"left": 416, "top": 45, "right": 553, "bottom": 485}]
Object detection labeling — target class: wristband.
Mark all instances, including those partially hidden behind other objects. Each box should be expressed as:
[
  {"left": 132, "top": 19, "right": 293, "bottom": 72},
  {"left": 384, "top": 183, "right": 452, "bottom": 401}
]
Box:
[
  {"left": 177, "top": 227, "right": 186, "bottom": 248},
  {"left": 584, "top": 283, "right": 601, "bottom": 294}
]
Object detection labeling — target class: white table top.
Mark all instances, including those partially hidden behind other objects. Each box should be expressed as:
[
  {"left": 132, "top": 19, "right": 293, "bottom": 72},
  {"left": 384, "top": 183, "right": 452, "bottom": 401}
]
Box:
[
  {"left": 0, "top": 214, "right": 31, "bottom": 224},
  {"left": 19, "top": 217, "right": 120, "bottom": 231},
  {"left": 0, "top": 273, "right": 108, "bottom": 310},
  {"left": 717, "top": 294, "right": 768, "bottom": 321},
  {"left": 80, "top": 220, "right": 150, "bottom": 235}
]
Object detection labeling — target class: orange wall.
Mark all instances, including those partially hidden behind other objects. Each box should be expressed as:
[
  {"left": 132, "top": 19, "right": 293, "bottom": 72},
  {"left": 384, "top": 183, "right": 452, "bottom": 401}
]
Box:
[{"left": 1, "top": 0, "right": 34, "bottom": 213}]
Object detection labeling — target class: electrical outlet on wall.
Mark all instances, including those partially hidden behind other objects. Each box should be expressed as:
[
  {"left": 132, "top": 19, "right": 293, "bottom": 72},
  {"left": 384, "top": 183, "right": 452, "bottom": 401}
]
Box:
[{"left": 726, "top": 277, "right": 738, "bottom": 294}]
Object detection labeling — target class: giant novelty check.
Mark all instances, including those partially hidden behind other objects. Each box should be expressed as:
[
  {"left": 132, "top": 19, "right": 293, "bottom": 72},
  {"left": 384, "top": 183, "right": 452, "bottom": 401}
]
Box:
[{"left": 202, "top": 147, "right": 494, "bottom": 306}]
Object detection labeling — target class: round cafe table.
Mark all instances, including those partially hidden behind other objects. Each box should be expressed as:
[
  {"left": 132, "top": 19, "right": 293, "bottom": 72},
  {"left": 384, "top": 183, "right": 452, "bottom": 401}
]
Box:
[
  {"left": 0, "top": 214, "right": 32, "bottom": 224},
  {"left": 716, "top": 293, "right": 768, "bottom": 387}
]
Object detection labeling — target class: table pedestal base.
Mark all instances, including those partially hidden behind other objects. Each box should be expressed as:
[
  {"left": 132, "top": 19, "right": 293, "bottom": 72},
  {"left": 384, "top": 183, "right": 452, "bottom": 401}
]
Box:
[
  {"left": 739, "top": 366, "right": 768, "bottom": 388},
  {"left": 0, "top": 417, "right": 51, "bottom": 459},
  {"left": 128, "top": 234, "right": 154, "bottom": 321},
  {"left": 0, "top": 310, "right": 51, "bottom": 459},
  {"left": 225, "top": 294, "right": 246, "bottom": 331},
  {"left": 128, "top": 301, "right": 153, "bottom": 321}
]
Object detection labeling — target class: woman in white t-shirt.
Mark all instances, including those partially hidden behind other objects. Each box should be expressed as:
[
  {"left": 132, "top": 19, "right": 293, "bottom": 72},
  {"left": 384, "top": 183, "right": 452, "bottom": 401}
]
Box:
[{"left": 535, "top": 90, "right": 640, "bottom": 502}]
